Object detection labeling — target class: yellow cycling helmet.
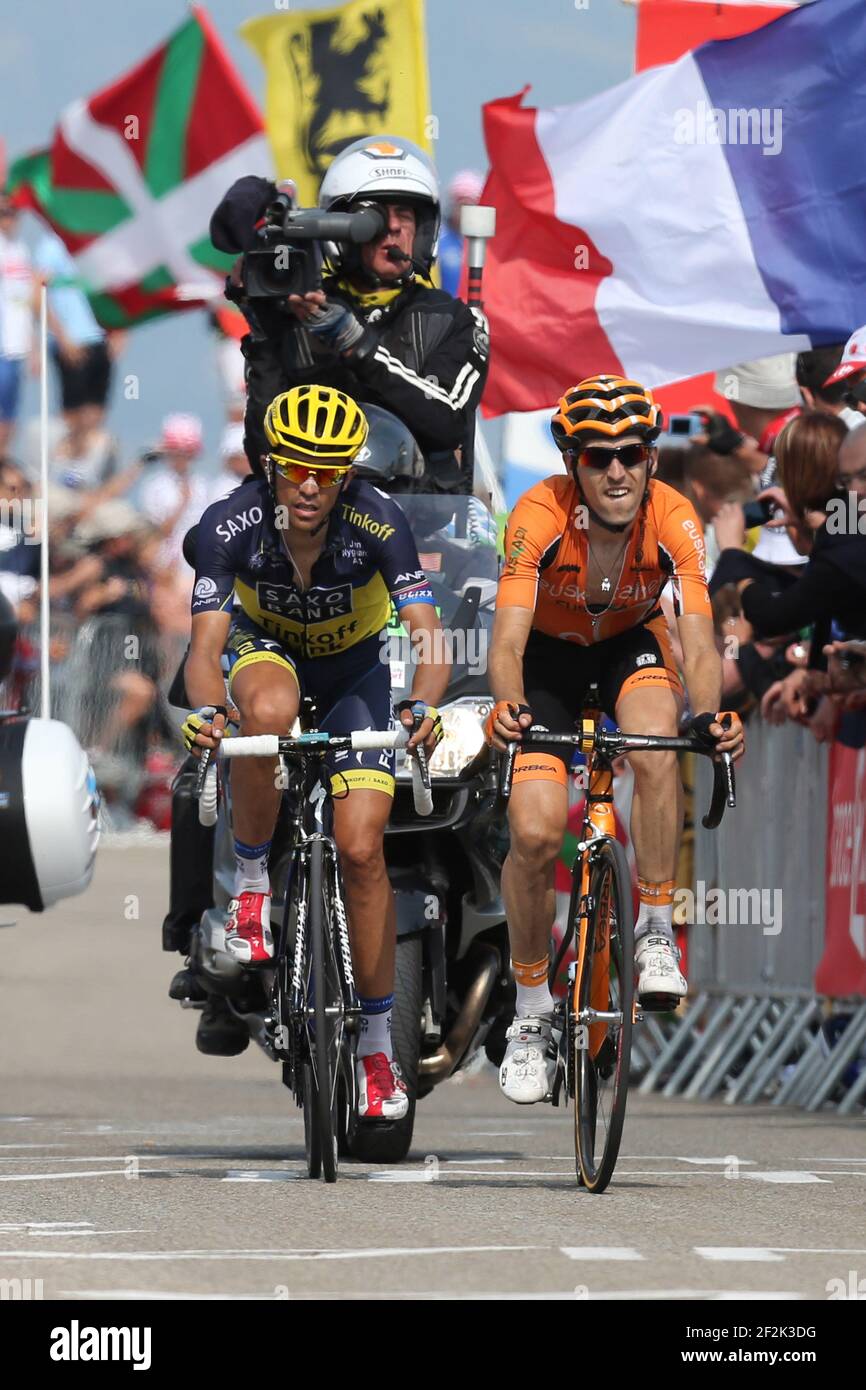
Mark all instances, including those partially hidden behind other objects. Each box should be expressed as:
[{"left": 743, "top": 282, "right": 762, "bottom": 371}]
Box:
[{"left": 264, "top": 385, "right": 369, "bottom": 463}]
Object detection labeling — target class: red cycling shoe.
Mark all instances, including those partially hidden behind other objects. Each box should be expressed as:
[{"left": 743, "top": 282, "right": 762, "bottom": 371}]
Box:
[
  {"left": 224, "top": 890, "right": 273, "bottom": 965},
  {"left": 356, "top": 1052, "right": 409, "bottom": 1120}
]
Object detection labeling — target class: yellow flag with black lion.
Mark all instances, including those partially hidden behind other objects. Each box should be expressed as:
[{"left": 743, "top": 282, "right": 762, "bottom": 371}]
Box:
[{"left": 241, "top": 0, "right": 433, "bottom": 204}]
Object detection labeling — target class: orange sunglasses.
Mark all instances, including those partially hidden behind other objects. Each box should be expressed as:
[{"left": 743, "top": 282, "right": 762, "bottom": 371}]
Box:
[{"left": 270, "top": 455, "right": 353, "bottom": 488}]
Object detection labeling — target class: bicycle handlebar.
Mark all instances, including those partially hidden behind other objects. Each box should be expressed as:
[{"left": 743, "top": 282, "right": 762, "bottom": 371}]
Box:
[
  {"left": 203, "top": 727, "right": 434, "bottom": 817},
  {"left": 497, "top": 726, "right": 736, "bottom": 829}
]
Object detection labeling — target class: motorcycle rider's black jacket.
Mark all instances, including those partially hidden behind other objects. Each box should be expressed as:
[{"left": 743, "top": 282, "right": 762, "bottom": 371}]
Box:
[{"left": 210, "top": 176, "right": 490, "bottom": 495}]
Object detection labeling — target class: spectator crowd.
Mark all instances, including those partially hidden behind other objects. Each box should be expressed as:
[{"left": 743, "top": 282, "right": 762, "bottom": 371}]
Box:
[{"left": 655, "top": 332, "right": 866, "bottom": 751}]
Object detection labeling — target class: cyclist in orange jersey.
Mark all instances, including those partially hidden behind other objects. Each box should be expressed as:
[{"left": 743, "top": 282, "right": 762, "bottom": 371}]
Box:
[{"left": 487, "top": 376, "right": 744, "bottom": 1104}]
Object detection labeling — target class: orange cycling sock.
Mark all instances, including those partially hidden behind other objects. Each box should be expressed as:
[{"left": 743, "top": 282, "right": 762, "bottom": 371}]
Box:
[{"left": 637, "top": 876, "right": 676, "bottom": 906}]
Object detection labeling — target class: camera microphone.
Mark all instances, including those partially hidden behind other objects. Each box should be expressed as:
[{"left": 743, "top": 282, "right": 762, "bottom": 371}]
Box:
[{"left": 385, "top": 245, "right": 423, "bottom": 275}]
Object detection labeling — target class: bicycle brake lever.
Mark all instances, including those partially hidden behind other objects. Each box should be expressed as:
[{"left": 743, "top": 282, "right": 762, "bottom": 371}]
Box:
[
  {"left": 498, "top": 739, "right": 518, "bottom": 802},
  {"left": 722, "top": 750, "right": 736, "bottom": 808},
  {"left": 413, "top": 740, "right": 431, "bottom": 789},
  {"left": 194, "top": 746, "right": 212, "bottom": 797}
]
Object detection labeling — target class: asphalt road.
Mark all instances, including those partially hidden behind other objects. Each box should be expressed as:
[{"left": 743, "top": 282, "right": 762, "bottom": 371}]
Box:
[{"left": 1, "top": 842, "right": 865, "bottom": 1301}]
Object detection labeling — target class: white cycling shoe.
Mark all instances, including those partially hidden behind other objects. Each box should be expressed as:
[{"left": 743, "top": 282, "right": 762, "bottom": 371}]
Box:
[
  {"left": 635, "top": 933, "right": 687, "bottom": 1009},
  {"left": 499, "top": 1016, "right": 559, "bottom": 1104}
]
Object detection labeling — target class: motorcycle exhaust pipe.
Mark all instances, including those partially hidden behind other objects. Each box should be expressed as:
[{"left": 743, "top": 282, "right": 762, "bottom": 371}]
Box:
[{"left": 418, "top": 943, "right": 500, "bottom": 1084}]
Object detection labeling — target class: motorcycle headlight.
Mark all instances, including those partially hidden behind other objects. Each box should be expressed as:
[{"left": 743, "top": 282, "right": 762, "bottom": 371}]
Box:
[{"left": 396, "top": 697, "right": 492, "bottom": 779}]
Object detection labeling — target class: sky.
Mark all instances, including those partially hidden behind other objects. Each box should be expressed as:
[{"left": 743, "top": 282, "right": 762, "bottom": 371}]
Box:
[{"left": 3, "top": 0, "right": 635, "bottom": 468}]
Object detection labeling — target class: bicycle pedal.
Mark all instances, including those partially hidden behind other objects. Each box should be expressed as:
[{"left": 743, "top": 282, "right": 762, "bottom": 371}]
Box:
[{"left": 638, "top": 992, "right": 682, "bottom": 1014}]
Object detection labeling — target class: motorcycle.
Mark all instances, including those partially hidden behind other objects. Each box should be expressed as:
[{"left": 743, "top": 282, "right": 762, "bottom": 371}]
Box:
[{"left": 163, "top": 410, "right": 514, "bottom": 1164}]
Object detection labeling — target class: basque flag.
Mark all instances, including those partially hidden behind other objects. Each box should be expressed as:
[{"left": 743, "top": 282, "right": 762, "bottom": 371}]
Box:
[{"left": 481, "top": 0, "right": 866, "bottom": 416}]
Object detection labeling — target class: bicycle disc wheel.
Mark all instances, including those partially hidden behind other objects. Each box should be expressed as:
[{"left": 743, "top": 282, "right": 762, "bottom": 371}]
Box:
[
  {"left": 574, "top": 836, "right": 634, "bottom": 1193},
  {"left": 306, "top": 839, "right": 343, "bottom": 1183}
]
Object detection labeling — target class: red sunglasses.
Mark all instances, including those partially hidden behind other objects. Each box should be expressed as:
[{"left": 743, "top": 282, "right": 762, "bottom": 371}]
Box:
[{"left": 270, "top": 455, "right": 352, "bottom": 488}]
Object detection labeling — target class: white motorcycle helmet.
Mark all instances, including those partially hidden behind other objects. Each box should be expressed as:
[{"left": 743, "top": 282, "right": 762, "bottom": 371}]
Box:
[{"left": 319, "top": 136, "right": 441, "bottom": 281}]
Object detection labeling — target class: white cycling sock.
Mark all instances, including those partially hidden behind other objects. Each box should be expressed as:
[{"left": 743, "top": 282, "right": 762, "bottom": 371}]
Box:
[
  {"left": 357, "top": 995, "right": 393, "bottom": 1060},
  {"left": 515, "top": 982, "right": 555, "bottom": 1019},
  {"left": 233, "top": 838, "right": 271, "bottom": 897},
  {"left": 635, "top": 901, "right": 674, "bottom": 946}
]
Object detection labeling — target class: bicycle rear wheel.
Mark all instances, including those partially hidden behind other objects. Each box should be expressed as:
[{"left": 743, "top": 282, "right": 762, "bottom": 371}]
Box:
[
  {"left": 573, "top": 836, "right": 634, "bottom": 1193},
  {"left": 304, "top": 839, "right": 344, "bottom": 1183}
]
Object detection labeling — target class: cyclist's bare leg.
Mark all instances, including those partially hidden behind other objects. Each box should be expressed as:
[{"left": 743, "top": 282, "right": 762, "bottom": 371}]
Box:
[
  {"left": 502, "top": 777, "right": 569, "bottom": 965},
  {"left": 499, "top": 776, "right": 568, "bottom": 1102},
  {"left": 614, "top": 684, "right": 684, "bottom": 890},
  {"left": 229, "top": 663, "right": 299, "bottom": 846},
  {"left": 614, "top": 683, "right": 688, "bottom": 1002},
  {"left": 332, "top": 788, "right": 395, "bottom": 999}
]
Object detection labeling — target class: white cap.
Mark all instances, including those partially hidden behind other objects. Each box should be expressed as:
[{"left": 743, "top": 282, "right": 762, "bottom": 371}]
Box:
[
  {"left": 823, "top": 326, "right": 866, "bottom": 386},
  {"left": 715, "top": 353, "right": 801, "bottom": 410}
]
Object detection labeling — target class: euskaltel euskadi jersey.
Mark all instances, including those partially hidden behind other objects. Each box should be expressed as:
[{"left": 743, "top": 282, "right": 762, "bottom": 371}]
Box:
[{"left": 191, "top": 476, "right": 435, "bottom": 660}]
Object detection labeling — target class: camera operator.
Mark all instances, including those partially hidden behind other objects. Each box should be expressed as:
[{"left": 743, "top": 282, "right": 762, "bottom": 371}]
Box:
[{"left": 210, "top": 137, "right": 490, "bottom": 494}]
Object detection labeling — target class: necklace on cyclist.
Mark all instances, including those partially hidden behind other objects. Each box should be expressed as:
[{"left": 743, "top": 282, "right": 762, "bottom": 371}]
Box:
[{"left": 586, "top": 534, "right": 630, "bottom": 595}]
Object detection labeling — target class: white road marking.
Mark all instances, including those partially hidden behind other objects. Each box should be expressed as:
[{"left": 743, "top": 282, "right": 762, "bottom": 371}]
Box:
[
  {"left": 0, "top": 1156, "right": 154, "bottom": 1164},
  {"left": 0, "top": 1169, "right": 159, "bottom": 1183},
  {"left": 676, "top": 1156, "right": 757, "bottom": 1166},
  {"left": 441, "top": 1158, "right": 507, "bottom": 1164},
  {"left": 741, "top": 1171, "right": 829, "bottom": 1184},
  {"left": 132, "top": 1287, "right": 804, "bottom": 1302},
  {"left": 0, "top": 1244, "right": 544, "bottom": 1263},
  {"left": 61, "top": 1290, "right": 286, "bottom": 1300},
  {"left": 696, "top": 1248, "right": 785, "bottom": 1262},
  {"left": 32, "top": 1229, "right": 150, "bottom": 1237},
  {"left": 0, "top": 1221, "right": 93, "bottom": 1230},
  {"left": 561, "top": 1247, "right": 643, "bottom": 1261},
  {"left": 221, "top": 1171, "right": 300, "bottom": 1182},
  {"left": 369, "top": 1169, "right": 572, "bottom": 1181},
  {"left": 0, "top": 1144, "right": 69, "bottom": 1150},
  {"left": 773, "top": 1246, "right": 866, "bottom": 1255}
]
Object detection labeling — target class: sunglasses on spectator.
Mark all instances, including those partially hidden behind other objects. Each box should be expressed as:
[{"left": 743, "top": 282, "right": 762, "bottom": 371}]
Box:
[
  {"left": 570, "top": 443, "right": 652, "bottom": 470},
  {"left": 270, "top": 454, "right": 352, "bottom": 488},
  {"left": 835, "top": 463, "right": 866, "bottom": 490}
]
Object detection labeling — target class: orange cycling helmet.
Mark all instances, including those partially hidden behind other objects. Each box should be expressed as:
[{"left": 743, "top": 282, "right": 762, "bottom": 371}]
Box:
[{"left": 551, "top": 375, "right": 663, "bottom": 451}]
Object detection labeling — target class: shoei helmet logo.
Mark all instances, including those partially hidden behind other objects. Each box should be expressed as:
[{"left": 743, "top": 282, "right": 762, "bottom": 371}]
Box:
[
  {"left": 363, "top": 141, "right": 405, "bottom": 159},
  {"left": 194, "top": 577, "right": 218, "bottom": 600},
  {"left": 635, "top": 652, "right": 657, "bottom": 667},
  {"left": 354, "top": 445, "right": 371, "bottom": 462}
]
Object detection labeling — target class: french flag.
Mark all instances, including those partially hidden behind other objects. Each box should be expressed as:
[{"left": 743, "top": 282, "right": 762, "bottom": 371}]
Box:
[{"left": 481, "top": 0, "right": 866, "bottom": 417}]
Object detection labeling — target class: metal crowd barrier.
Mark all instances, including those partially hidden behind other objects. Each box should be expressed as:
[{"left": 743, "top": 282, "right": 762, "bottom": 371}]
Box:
[{"left": 636, "top": 719, "right": 866, "bottom": 1114}]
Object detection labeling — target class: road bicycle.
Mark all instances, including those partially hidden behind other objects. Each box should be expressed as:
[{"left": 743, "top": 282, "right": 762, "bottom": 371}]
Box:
[
  {"left": 498, "top": 693, "right": 736, "bottom": 1193},
  {"left": 198, "top": 722, "right": 431, "bottom": 1183}
]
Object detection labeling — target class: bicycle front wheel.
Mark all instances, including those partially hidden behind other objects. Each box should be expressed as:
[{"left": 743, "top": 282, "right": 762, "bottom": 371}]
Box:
[
  {"left": 304, "top": 839, "right": 343, "bottom": 1184},
  {"left": 573, "top": 836, "right": 634, "bottom": 1193}
]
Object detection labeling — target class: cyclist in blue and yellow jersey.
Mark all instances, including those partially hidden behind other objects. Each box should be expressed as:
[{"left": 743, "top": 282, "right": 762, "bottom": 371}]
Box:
[{"left": 182, "top": 385, "right": 450, "bottom": 1120}]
